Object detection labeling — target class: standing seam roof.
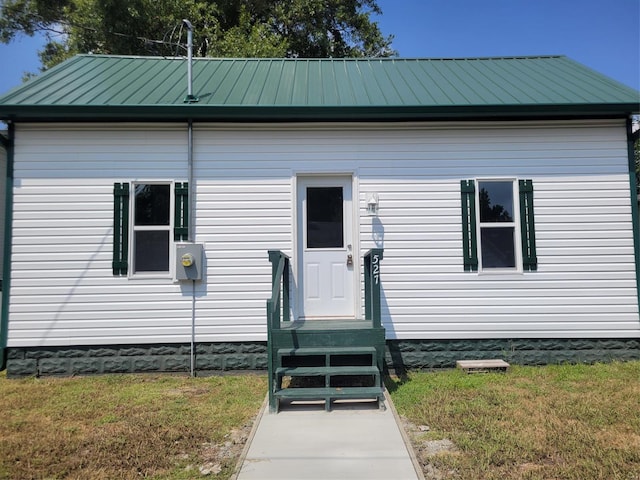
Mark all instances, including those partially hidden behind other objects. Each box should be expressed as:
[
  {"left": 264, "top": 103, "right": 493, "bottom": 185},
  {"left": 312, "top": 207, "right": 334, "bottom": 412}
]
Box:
[{"left": 0, "top": 55, "right": 637, "bottom": 121}]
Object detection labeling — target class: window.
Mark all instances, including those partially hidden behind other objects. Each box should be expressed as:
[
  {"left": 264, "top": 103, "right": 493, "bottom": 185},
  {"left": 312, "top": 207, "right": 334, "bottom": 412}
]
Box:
[
  {"left": 478, "top": 181, "right": 516, "bottom": 269},
  {"left": 461, "top": 179, "right": 537, "bottom": 272},
  {"left": 306, "top": 186, "right": 344, "bottom": 248},
  {"left": 112, "top": 182, "right": 188, "bottom": 276},
  {"left": 133, "top": 183, "right": 171, "bottom": 273}
]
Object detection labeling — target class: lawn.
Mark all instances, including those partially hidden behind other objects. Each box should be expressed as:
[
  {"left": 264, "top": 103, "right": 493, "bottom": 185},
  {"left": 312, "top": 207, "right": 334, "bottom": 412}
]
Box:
[
  {"left": 1, "top": 362, "right": 639, "bottom": 479},
  {"left": 0, "top": 373, "right": 267, "bottom": 480},
  {"left": 389, "top": 361, "right": 640, "bottom": 480}
]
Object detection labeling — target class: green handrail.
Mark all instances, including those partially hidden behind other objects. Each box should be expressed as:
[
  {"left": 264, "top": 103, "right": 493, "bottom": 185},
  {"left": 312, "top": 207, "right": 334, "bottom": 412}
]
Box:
[
  {"left": 267, "top": 250, "right": 290, "bottom": 411},
  {"left": 364, "top": 248, "right": 384, "bottom": 329}
]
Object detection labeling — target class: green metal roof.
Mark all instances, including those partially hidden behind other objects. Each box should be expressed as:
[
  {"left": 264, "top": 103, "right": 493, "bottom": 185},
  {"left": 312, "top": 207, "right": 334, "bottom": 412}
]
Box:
[{"left": 0, "top": 55, "right": 637, "bottom": 121}]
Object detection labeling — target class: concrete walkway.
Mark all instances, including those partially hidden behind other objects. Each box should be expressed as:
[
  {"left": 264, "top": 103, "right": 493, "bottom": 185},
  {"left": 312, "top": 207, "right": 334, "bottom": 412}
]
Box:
[{"left": 235, "top": 393, "right": 423, "bottom": 480}]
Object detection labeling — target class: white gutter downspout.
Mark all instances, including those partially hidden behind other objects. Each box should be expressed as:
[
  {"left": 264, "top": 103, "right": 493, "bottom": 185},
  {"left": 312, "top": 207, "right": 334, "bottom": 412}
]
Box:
[
  {"left": 183, "top": 19, "right": 198, "bottom": 376},
  {"left": 188, "top": 118, "right": 195, "bottom": 377}
]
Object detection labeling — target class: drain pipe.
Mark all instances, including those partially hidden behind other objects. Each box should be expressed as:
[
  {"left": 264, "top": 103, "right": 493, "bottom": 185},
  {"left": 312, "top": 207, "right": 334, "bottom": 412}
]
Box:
[
  {"left": 0, "top": 123, "right": 14, "bottom": 371},
  {"left": 188, "top": 118, "right": 196, "bottom": 377},
  {"left": 627, "top": 118, "right": 640, "bottom": 314},
  {"left": 183, "top": 19, "right": 198, "bottom": 376}
]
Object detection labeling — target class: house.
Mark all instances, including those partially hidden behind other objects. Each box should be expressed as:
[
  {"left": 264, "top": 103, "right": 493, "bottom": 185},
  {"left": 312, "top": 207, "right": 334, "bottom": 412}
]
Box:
[{"left": 0, "top": 55, "right": 638, "bottom": 394}]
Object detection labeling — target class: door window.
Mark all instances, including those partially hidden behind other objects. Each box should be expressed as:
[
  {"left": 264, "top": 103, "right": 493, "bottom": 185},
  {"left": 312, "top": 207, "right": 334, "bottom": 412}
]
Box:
[{"left": 306, "top": 187, "right": 344, "bottom": 248}]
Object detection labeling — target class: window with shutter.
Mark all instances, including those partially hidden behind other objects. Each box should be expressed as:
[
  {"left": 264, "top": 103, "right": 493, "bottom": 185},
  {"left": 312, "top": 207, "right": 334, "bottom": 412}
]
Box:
[
  {"left": 461, "top": 179, "right": 537, "bottom": 272},
  {"left": 112, "top": 182, "right": 189, "bottom": 276}
]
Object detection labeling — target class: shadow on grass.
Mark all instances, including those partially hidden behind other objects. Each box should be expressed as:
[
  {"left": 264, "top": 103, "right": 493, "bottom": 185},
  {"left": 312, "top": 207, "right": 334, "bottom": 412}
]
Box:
[{"left": 383, "top": 342, "right": 411, "bottom": 393}]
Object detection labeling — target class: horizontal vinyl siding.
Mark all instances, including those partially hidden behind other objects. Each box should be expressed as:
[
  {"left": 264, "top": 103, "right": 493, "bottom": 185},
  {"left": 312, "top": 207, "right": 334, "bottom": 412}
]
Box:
[
  {"left": 192, "top": 138, "right": 293, "bottom": 339},
  {"left": 357, "top": 122, "right": 638, "bottom": 339},
  {"left": 8, "top": 125, "right": 192, "bottom": 346},
  {"left": 7, "top": 120, "right": 640, "bottom": 347}
]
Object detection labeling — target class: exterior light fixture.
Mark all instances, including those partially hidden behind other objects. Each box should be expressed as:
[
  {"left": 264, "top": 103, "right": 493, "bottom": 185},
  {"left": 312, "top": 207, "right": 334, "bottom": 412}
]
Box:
[{"left": 367, "top": 193, "right": 379, "bottom": 216}]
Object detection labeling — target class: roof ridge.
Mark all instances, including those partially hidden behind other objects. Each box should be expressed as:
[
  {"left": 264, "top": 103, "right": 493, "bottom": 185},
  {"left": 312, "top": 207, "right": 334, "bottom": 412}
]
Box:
[{"left": 74, "top": 53, "right": 566, "bottom": 62}]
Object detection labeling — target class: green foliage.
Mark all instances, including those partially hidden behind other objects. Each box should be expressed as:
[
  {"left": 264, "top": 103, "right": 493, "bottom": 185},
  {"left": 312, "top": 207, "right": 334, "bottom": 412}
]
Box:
[{"left": 0, "top": 0, "right": 395, "bottom": 74}]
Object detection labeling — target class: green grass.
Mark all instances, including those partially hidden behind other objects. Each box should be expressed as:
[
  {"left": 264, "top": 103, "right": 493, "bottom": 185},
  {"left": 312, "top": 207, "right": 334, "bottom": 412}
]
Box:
[
  {"left": 0, "top": 373, "right": 267, "bottom": 480},
  {"left": 388, "top": 361, "right": 640, "bottom": 480},
  {"left": 2, "top": 362, "right": 639, "bottom": 479}
]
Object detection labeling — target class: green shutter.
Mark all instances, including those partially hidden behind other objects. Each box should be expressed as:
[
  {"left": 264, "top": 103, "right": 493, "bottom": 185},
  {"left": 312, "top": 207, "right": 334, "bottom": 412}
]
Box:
[
  {"left": 174, "top": 182, "right": 189, "bottom": 241},
  {"left": 461, "top": 180, "right": 478, "bottom": 271},
  {"left": 519, "top": 179, "right": 538, "bottom": 271},
  {"left": 112, "top": 182, "right": 129, "bottom": 275}
]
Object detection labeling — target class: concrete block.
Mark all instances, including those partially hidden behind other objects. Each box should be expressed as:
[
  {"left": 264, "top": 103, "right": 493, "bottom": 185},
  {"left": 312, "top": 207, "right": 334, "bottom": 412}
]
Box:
[
  {"left": 6, "top": 359, "right": 37, "bottom": 378},
  {"left": 132, "top": 357, "right": 160, "bottom": 372},
  {"left": 71, "top": 358, "right": 102, "bottom": 375},
  {"left": 164, "top": 356, "right": 189, "bottom": 372},
  {"left": 39, "top": 359, "right": 70, "bottom": 375},
  {"left": 103, "top": 358, "right": 132, "bottom": 373}
]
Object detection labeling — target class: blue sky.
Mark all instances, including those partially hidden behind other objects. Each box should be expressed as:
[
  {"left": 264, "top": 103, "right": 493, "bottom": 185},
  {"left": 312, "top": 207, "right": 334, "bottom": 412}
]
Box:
[{"left": 0, "top": 0, "right": 638, "bottom": 95}]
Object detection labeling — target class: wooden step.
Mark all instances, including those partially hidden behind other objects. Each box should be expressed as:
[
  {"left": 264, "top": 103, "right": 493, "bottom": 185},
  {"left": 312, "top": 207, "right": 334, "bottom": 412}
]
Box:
[
  {"left": 275, "top": 386, "right": 383, "bottom": 399},
  {"left": 274, "top": 386, "right": 385, "bottom": 411},
  {"left": 277, "top": 346, "right": 377, "bottom": 357},
  {"left": 276, "top": 366, "right": 379, "bottom": 377}
]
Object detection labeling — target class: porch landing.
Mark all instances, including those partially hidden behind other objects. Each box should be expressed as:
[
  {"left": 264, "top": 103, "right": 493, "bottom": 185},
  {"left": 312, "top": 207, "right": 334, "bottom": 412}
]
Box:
[{"left": 278, "top": 319, "right": 376, "bottom": 330}]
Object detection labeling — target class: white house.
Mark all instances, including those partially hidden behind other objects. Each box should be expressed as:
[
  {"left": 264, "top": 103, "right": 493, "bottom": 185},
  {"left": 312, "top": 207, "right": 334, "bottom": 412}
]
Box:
[{"left": 0, "top": 55, "right": 638, "bottom": 382}]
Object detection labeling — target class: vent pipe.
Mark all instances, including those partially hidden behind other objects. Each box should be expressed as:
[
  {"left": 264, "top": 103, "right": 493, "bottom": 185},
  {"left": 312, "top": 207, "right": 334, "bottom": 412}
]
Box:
[{"left": 183, "top": 19, "right": 198, "bottom": 103}]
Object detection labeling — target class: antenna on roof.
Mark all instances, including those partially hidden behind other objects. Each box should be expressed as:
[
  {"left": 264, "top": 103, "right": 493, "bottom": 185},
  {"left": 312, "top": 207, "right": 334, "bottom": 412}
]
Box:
[{"left": 183, "top": 19, "right": 198, "bottom": 103}]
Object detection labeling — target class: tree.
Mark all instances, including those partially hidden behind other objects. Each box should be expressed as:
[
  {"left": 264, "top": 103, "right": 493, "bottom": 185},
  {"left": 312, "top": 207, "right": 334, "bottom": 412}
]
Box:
[{"left": 0, "top": 0, "right": 395, "bottom": 72}]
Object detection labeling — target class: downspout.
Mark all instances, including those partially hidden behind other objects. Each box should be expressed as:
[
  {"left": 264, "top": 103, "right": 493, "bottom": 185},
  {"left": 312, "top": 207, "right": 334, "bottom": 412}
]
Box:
[
  {"left": 183, "top": 19, "right": 198, "bottom": 376},
  {"left": 188, "top": 118, "right": 195, "bottom": 377},
  {"left": 626, "top": 117, "right": 640, "bottom": 314},
  {"left": 0, "top": 123, "right": 14, "bottom": 371}
]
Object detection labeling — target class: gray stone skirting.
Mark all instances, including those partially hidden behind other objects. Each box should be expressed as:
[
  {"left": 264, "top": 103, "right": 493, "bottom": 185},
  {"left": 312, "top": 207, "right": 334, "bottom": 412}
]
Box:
[
  {"left": 386, "top": 338, "right": 640, "bottom": 372},
  {"left": 5, "top": 338, "right": 640, "bottom": 378},
  {"left": 5, "top": 342, "right": 268, "bottom": 378}
]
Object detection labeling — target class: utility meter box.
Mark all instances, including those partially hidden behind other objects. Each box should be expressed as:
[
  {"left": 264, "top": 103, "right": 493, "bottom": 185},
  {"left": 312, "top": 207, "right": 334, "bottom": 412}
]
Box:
[{"left": 175, "top": 243, "right": 204, "bottom": 281}]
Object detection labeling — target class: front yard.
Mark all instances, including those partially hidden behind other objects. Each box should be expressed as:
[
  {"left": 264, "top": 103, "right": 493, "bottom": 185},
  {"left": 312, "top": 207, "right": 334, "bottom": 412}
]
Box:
[{"left": 1, "top": 361, "right": 638, "bottom": 479}]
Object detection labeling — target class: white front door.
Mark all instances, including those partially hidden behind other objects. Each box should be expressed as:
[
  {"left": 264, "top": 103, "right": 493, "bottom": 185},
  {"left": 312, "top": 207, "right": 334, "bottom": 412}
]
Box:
[{"left": 297, "top": 176, "right": 355, "bottom": 319}]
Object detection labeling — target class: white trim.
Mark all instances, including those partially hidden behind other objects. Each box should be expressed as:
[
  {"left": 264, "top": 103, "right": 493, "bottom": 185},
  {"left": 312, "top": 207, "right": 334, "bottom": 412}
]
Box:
[
  {"left": 294, "top": 173, "right": 358, "bottom": 319},
  {"left": 191, "top": 118, "right": 626, "bottom": 132},
  {"left": 128, "top": 180, "right": 176, "bottom": 280},
  {"left": 475, "top": 178, "right": 523, "bottom": 274}
]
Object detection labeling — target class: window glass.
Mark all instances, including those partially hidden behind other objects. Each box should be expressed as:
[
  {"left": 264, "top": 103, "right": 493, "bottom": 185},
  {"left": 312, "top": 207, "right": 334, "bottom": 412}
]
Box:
[
  {"left": 307, "top": 187, "right": 344, "bottom": 248},
  {"left": 479, "top": 181, "right": 513, "bottom": 222},
  {"left": 135, "top": 184, "right": 170, "bottom": 226},
  {"left": 134, "top": 231, "right": 169, "bottom": 272},
  {"left": 478, "top": 180, "right": 517, "bottom": 270},
  {"left": 480, "top": 227, "right": 516, "bottom": 268},
  {"left": 132, "top": 183, "right": 171, "bottom": 274}
]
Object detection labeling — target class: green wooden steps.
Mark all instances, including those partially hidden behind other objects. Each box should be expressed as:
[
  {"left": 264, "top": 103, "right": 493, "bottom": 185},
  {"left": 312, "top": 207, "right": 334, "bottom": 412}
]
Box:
[
  {"left": 267, "top": 249, "right": 386, "bottom": 413},
  {"left": 273, "top": 345, "right": 385, "bottom": 412}
]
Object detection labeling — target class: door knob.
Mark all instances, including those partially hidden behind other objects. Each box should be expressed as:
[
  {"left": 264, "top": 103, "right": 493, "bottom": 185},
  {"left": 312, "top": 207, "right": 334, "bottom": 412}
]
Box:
[{"left": 347, "top": 253, "right": 353, "bottom": 266}]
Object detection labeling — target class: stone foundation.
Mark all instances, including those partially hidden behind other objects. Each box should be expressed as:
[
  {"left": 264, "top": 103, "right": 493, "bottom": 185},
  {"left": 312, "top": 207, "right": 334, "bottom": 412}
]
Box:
[
  {"left": 385, "top": 338, "right": 640, "bottom": 373},
  {"left": 5, "top": 338, "right": 639, "bottom": 378},
  {"left": 5, "top": 342, "right": 268, "bottom": 378}
]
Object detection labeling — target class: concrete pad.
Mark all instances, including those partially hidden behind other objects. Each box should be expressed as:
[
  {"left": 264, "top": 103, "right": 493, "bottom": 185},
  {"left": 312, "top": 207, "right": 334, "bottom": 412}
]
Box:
[{"left": 235, "top": 395, "right": 422, "bottom": 480}]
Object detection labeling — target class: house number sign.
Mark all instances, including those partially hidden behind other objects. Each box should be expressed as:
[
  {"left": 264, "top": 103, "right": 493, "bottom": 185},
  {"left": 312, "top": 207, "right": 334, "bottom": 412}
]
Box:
[{"left": 372, "top": 254, "right": 380, "bottom": 285}]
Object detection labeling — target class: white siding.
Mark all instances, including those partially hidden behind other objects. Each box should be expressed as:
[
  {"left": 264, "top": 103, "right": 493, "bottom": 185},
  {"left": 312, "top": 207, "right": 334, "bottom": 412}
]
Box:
[
  {"left": 7, "top": 120, "right": 640, "bottom": 347},
  {"left": 8, "top": 125, "right": 192, "bottom": 346}
]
